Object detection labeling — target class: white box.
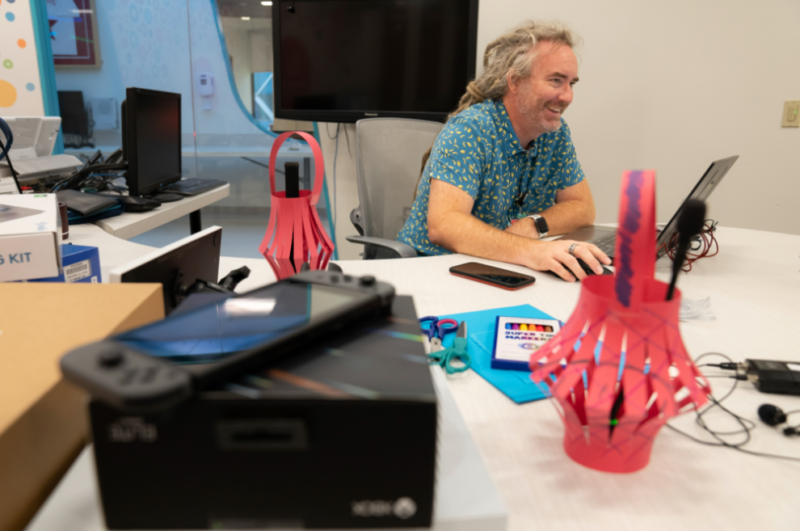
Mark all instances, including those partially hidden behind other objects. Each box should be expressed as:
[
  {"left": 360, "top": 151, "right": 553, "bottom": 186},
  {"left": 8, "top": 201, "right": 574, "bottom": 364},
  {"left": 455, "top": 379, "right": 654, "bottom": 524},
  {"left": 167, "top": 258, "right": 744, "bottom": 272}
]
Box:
[{"left": 0, "top": 194, "right": 61, "bottom": 282}]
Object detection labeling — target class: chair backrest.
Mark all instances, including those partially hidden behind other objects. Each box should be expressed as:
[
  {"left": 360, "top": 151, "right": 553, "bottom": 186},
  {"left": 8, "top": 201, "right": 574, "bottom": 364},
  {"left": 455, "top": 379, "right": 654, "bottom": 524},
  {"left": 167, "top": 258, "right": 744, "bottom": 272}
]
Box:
[{"left": 352, "top": 118, "right": 444, "bottom": 240}]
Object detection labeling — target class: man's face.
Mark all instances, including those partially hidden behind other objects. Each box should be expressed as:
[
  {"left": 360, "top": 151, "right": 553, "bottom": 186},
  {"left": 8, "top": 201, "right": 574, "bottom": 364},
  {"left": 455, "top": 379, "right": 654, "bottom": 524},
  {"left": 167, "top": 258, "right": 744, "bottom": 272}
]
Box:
[{"left": 513, "top": 41, "right": 579, "bottom": 139}]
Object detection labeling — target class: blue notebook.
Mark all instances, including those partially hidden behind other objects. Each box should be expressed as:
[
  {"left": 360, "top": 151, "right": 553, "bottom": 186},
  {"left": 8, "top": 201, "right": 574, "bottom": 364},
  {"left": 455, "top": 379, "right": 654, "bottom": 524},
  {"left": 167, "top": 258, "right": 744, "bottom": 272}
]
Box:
[{"left": 437, "top": 304, "right": 559, "bottom": 404}]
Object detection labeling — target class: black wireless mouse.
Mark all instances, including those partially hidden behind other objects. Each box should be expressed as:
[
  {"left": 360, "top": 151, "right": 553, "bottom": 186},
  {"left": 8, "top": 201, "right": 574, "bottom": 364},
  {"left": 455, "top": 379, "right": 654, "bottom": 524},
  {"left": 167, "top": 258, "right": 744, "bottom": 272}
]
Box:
[
  {"left": 549, "top": 259, "right": 613, "bottom": 281},
  {"left": 123, "top": 195, "right": 161, "bottom": 212}
]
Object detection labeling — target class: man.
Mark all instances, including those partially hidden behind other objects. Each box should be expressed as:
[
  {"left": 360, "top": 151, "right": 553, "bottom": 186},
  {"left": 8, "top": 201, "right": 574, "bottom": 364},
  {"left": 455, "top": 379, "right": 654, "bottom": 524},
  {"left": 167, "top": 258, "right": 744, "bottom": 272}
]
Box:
[{"left": 397, "top": 21, "right": 610, "bottom": 282}]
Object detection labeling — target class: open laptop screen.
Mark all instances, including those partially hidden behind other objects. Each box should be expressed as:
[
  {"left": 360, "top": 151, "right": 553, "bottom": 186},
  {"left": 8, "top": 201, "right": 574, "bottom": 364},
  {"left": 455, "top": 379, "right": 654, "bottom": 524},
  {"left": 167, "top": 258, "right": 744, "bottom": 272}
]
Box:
[{"left": 656, "top": 155, "right": 738, "bottom": 258}]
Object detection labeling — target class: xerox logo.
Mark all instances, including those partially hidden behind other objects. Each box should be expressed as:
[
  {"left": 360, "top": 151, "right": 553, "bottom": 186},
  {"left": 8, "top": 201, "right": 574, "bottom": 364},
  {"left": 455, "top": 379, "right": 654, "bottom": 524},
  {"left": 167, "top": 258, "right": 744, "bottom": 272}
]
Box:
[
  {"left": 351, "top": 497, "right": 417, "bottom": 519},
  {"left": 108, "top": 417, "right": 158, "bottom": 443},
  {"left": 393, "top": 497, "right": 417, "bottom": 519}
]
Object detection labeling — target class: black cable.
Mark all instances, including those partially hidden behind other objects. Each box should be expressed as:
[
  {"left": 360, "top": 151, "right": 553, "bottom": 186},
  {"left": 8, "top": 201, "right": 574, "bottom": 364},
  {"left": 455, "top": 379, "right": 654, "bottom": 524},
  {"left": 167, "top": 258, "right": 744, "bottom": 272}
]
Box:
[
  {"left": 343, "top": 123, "right": 352, "bottom": 157},
  {"left": 325, "top": 122, "right": 338, "bottom": 140},
  {"left": 666, "top": 352, "right": 800, "bottom": 463},
  {"left": 50, "top": 162, "right": 128, "bottom": 192},
  {"left": 0, "top": 135, "right": 22, "bottom": 193}
]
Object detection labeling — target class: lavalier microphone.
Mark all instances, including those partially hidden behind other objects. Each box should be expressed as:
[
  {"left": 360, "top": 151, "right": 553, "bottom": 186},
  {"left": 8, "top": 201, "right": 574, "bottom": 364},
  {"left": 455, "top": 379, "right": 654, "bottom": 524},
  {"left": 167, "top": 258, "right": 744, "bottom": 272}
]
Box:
[
  {"left": 758, "top": 404, "right": 787, "bottom": 426},
  {"left": 666, "top": 199, "right": 706, "bottom": 300},
  {"left": 758, "top": 404, "right": 799, "bottom": 436}
]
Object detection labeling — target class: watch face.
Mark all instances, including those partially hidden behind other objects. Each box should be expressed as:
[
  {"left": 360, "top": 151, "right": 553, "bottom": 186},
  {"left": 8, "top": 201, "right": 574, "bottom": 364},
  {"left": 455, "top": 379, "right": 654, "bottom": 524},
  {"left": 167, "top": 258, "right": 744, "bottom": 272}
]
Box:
[{"left": 535, "top": 215, "right": 549, "bottom": 233}]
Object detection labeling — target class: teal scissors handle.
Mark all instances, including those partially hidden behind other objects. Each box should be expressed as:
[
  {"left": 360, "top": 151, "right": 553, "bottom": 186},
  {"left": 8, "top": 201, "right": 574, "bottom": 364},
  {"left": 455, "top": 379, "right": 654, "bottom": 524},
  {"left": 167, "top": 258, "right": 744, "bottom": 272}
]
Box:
[{"left": 428, "top": 337, "right": 471, "bottom": 374}]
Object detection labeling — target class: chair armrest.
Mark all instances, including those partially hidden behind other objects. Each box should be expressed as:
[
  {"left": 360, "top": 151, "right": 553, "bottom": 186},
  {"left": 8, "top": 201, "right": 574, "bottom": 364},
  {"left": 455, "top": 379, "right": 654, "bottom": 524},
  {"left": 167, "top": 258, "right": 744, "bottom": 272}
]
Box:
[{"left": 345, "top": 235, "right": 418, "bottom": 259}]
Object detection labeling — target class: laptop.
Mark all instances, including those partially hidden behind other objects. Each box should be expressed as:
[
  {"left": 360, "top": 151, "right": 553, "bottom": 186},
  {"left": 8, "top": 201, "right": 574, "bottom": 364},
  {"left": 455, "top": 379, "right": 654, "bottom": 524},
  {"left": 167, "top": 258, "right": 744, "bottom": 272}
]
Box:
[{"left": 555, "top": 155, "right": 739, "bottom": 261}]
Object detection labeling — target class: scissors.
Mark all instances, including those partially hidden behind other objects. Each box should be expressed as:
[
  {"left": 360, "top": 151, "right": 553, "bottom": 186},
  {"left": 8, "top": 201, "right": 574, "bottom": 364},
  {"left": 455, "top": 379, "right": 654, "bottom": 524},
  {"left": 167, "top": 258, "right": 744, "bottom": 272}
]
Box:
[
  {"left": 428, "top": 321, "right": 471, "bottom": 374},
  {"left": 419, "top": 316, "right": 458, "bottom": 354}
]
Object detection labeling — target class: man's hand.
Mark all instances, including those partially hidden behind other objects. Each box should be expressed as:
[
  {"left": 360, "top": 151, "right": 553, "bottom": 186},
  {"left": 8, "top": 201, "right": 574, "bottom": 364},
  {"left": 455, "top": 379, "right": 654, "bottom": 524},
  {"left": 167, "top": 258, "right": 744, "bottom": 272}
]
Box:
[
  {"left": 523, "top": 240, "right": 610, "bottom": 282},
  {"left": 427, "top": 178, "right": 609, "bottom": 282}
]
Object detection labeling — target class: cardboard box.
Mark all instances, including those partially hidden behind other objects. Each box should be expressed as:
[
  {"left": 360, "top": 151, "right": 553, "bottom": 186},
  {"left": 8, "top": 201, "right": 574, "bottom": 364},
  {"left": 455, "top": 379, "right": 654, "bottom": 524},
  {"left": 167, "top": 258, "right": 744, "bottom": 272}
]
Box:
[
  {"left": 0, "top": 283, "right": 164, "bottom": 531},
  {"left": 27, "top": 244, "right": 101, "bottom": 284},
  {"left": 0, "top": 194, "right": 61, "bottom": 282}
]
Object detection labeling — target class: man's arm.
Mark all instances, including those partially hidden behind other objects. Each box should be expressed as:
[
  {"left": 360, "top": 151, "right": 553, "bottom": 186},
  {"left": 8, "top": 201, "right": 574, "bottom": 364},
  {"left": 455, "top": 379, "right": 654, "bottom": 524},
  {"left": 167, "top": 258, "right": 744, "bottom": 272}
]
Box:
[
  {"left": 427, "top": 178, "right": 609, "bottom": 281},
  {"left": 506, "top": 179, "right": 596, "bottom": 239}
]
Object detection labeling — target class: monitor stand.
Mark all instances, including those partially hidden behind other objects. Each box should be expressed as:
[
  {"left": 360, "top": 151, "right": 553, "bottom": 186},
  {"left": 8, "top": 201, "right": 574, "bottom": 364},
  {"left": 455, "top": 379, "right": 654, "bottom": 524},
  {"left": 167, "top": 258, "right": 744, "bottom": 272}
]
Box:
[{"left": 149, "top": 192, "right": 183, "bottom": 203}]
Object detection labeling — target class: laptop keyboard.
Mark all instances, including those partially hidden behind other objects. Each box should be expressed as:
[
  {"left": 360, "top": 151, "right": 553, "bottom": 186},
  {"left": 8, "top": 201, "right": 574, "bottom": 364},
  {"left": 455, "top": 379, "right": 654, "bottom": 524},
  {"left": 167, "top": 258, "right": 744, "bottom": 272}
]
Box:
[
  {"left": 594, "top": 233, "right": 616, "bottom": 256},
  {"left": 160, "top": 178, "right": 226, "bottom": 196}
]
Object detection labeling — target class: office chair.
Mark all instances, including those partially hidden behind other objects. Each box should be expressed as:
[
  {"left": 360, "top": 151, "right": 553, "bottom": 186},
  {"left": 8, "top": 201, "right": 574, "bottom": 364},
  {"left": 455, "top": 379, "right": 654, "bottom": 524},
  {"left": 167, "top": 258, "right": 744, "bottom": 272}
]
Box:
[{"left": 347, "top": 118, "right": 444, "bottom": 259}]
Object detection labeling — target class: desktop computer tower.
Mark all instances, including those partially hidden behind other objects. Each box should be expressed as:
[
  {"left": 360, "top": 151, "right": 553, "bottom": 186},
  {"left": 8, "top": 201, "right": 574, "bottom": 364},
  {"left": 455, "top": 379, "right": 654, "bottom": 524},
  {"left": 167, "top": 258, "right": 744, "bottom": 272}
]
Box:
[{"left": 89, "top": 296, "right": 437, "bottom": 529}]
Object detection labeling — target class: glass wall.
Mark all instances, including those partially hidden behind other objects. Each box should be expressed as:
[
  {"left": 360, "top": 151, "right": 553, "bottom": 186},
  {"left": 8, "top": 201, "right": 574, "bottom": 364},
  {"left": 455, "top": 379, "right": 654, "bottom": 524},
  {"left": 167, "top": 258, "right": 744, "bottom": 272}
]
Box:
[{"left": 49, "top": 0, "right": 330, "bottom": 258}]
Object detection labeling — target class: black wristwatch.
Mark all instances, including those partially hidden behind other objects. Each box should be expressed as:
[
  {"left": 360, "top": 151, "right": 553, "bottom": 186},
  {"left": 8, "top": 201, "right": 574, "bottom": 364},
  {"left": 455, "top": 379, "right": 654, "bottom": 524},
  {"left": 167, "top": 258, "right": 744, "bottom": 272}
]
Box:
[{"left": 529, "top": 214, "right": 549, "bottom": 238}]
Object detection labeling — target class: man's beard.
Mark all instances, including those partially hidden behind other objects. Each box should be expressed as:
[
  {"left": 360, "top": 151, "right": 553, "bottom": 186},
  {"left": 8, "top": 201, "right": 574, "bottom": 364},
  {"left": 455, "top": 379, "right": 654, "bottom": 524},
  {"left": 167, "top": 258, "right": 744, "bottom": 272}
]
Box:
[{"left": 517, "top": 85, "right": 563, "bottom": 135}]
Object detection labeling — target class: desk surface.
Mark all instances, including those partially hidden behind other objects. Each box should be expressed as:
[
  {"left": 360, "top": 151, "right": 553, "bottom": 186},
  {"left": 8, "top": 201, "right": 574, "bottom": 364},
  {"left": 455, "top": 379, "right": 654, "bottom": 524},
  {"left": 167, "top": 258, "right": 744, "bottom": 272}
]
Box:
[
  {"left": 92, "top": 184, "right": 230, "bottom": 240},
  {"left": 28, "top": 227, "right": 800, "bottom": 531},
  {"left": 327, "top": 227, "right": 800, "bottom": 531}
]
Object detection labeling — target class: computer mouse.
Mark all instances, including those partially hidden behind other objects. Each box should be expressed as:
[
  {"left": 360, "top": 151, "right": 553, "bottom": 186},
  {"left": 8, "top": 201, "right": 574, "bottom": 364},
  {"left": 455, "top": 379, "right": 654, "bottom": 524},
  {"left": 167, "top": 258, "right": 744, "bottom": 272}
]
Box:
[
  {"left": 549, "top": 259, "right": 613, "bottom": 281},
  {"left": 123, "top": 195, "right": 161, "bottom": 213}
]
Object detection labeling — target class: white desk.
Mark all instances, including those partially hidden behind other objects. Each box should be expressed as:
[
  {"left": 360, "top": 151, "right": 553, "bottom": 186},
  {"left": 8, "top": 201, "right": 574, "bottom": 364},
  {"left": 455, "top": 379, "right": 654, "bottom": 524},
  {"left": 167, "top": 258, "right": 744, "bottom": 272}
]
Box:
[
  {"left": 92, "top": 184, "right": 230, "bottom": 240},
  {"left": 27, "top": 227, "right": 800, "bottom": 530},
  {"left": 69, "top": 223, "right": 274, "bottom": 291},
  {"left": 326, "top": 227, "right": 800, "bottom": 531}
]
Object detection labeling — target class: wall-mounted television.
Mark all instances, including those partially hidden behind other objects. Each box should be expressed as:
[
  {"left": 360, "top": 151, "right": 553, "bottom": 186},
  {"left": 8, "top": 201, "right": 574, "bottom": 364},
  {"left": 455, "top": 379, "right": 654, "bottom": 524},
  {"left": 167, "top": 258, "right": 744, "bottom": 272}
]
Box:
[{"left": 273, "top": 0, "right": 479, "bottom": 123}]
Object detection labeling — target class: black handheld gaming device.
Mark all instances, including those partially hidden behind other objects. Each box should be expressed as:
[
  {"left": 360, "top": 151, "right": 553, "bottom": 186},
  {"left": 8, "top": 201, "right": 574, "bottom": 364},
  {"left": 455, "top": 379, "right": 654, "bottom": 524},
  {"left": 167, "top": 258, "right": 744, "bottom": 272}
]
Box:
[{"left": 60, "top": 271, "right": 395, "bottom": 412}]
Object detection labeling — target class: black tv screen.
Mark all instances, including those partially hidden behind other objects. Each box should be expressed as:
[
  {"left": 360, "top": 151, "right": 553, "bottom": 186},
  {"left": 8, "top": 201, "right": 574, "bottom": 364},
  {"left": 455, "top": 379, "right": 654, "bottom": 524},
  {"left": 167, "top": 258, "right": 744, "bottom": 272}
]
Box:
[{"left": 273, "top": 0, "right": 479, "bottom": 123}]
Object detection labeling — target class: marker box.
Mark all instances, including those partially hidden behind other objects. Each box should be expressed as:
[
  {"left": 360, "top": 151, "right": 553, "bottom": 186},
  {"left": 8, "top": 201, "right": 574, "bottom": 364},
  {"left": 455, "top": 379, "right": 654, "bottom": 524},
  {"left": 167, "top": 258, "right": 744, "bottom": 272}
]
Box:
[{"left": 491, "top": 316, "right": 561, "bottom": 372}]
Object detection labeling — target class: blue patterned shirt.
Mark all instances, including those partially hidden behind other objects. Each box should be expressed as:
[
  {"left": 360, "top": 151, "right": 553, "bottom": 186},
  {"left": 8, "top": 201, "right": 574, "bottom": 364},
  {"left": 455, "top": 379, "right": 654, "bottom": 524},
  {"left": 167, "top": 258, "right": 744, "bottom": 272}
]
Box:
[{"left": 397, "top": 99, "right": 585, "bottom": 256}]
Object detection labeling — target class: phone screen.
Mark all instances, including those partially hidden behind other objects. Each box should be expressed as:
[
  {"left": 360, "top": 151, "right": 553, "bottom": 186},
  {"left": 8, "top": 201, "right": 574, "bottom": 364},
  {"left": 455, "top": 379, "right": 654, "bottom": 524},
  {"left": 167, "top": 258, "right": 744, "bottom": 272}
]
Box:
[
  {"left": 450, "top": 262, "right": 535, "bottom": 289},
  {"left": 113, "top": 282, "right": 360, "bottom": 364}
]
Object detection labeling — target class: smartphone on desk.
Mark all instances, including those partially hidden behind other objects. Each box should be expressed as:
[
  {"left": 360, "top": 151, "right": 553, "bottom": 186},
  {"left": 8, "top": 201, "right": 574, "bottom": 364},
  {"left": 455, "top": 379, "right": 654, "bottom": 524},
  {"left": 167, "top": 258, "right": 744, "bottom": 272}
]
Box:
[{"left": 449, "top": 262, "right": 535, "bottom": 291}]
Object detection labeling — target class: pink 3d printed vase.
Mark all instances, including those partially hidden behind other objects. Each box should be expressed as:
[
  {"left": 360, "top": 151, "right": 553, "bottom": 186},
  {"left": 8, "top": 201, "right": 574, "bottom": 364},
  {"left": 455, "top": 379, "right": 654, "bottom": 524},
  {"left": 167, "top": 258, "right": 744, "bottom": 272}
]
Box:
[
  {"left": 530, "top": 170, "right": 711, "bottom": 473},
  {"left": 259, "top": 131, "right": 334, "bottom": 279}
]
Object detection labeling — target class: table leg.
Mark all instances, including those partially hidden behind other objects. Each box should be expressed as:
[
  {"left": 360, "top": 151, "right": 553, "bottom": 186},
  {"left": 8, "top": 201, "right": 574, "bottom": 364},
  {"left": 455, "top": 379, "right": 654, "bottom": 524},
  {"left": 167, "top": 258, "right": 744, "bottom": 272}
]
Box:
[{"left": 190, "top": 210, "right": 202, "bottom": 234}]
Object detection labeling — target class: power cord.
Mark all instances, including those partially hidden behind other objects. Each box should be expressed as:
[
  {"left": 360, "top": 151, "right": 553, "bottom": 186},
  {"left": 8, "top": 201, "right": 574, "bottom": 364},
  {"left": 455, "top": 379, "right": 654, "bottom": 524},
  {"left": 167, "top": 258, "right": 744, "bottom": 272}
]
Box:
[
  {"left": 666, "top": 219, "right": 719, "bottom": 272},
  {"left": 50, "top": 161, "right": 128, "bottom": 192},
  {"left": 667, "top": 352, "right": 800, "bottom": 462},
  {"left": 325, "top": 122, "right": 341, "bottom": 237},
  {"left": 0, "top": 117, "right": 23, "bottom": 193}
]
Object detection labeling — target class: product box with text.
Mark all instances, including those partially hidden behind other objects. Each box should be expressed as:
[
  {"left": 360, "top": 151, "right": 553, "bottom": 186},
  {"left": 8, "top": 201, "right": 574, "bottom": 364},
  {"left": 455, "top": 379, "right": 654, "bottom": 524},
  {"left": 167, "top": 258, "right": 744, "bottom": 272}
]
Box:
[{"left": 0, "top": 194, "right": 62, "bottom": 282}]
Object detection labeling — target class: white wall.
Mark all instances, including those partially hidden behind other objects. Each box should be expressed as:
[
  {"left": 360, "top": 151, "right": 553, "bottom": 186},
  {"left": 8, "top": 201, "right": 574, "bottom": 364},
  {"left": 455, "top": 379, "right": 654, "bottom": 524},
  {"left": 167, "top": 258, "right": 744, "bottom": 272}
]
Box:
[
  {"left": 322, "top": 0, "right": 800, "bottom": 260},
  {"left": 319, "top": 123, "right": 360, "bottom": 259}
]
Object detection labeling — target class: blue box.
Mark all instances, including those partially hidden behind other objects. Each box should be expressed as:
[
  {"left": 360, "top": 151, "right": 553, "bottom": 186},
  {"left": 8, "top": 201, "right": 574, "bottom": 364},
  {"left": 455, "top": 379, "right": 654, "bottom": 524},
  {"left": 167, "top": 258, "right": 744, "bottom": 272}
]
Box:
[{"left": 29, "top": 244, "right": 101, "bottom": 283}]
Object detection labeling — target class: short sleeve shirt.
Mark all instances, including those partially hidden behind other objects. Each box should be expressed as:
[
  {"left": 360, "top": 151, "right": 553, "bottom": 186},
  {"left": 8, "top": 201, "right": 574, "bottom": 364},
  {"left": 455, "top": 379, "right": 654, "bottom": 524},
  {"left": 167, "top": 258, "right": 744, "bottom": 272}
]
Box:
[{"left": 397, "top": 99, "right": 584, "bottom": 256}]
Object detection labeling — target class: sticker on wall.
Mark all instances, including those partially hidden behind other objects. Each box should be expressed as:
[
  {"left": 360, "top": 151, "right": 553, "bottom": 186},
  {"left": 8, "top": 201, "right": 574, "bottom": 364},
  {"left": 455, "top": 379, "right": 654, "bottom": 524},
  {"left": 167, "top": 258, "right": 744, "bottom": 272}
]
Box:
[{"left": 0, "top": 80, "right": 18, "bottom": 108}]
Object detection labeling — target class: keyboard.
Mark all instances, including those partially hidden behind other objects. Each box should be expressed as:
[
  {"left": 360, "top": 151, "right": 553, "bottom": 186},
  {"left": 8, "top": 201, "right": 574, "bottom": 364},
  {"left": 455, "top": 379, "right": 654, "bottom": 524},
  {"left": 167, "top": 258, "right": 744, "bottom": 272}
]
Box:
[
  {"left": 593, "top": 233, "right": 617, "bottom": 257},
  {"left": 160, "top": 178, "right": 226, "bottom": 196}
]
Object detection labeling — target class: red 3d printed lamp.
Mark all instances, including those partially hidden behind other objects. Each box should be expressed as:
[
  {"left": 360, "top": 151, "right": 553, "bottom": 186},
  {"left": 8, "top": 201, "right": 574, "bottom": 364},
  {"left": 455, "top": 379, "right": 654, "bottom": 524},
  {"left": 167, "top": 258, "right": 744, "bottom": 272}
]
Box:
[
  {"left": 259, "top": 132, "right": 334, "bottom": 279},
  {"left": 530, "top": 170, "right": 711, "bottom": 473}
]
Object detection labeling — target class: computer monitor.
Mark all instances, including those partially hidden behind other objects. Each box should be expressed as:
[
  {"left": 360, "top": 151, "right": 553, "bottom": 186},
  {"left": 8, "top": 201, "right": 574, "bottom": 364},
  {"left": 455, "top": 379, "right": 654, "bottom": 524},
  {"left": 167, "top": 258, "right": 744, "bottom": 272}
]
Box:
[
  {"left": 272, "top": 0, "right": 479, "bottom": 123},
  {"left": 122, "top": 88, "right": 182, "bottom": 197},
  {"left": 58, "top": 91, "right": 90, "bottom": 136},
  {"left": 108, "top": 226, "right": 222, "bottom": 314}
]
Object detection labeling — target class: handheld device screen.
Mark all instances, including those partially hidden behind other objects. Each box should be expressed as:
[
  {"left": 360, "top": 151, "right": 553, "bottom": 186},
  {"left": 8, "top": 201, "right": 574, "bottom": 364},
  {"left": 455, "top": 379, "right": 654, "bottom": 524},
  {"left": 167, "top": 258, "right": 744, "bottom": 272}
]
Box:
[
  {"left": 113, "top": 282, "right": 359, "bottom": 364},
  {"left": 449, "top": 262, "right": 535, "bottom": 290}
]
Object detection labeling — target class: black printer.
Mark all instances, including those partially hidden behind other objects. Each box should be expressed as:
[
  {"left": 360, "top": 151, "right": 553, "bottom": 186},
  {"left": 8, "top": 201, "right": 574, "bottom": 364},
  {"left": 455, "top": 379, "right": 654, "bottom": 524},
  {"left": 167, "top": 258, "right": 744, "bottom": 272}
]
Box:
[{"left": 88, "top": 296, "right": 437, "bottom": 529}]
